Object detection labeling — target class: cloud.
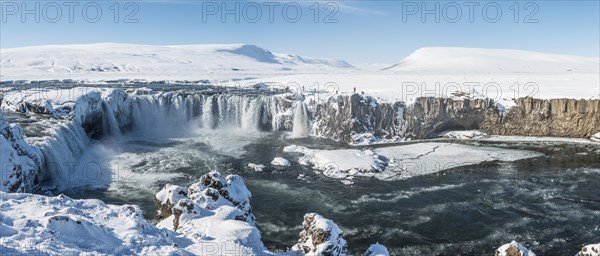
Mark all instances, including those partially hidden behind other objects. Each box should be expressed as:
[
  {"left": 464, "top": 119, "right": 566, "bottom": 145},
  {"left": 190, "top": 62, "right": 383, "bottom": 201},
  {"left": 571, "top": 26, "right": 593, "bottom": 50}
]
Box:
[
  {"left": 334, "top": 1, "right": 385, "bottom": 16},
  {"left": 140, "top": 0, "right": 385, "bottom": 16}
]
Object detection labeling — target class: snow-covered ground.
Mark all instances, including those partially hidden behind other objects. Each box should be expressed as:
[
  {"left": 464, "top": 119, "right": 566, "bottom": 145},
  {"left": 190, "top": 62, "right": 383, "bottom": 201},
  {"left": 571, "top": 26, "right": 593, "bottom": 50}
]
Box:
[
  {"left": 0, "top": 43, "right": 354, "bottom": 82},
  {"left": 0, "top": 192, "right": 186, "bottom": 255},
  {"left": 2, "top": 44, "right": 598, "bottom": 105}
]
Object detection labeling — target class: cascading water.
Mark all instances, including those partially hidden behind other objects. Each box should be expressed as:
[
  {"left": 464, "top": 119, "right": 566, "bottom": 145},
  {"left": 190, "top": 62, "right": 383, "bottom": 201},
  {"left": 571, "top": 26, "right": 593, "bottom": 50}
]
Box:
[
  {"left": 241, "top": 97, "right": 262, "bottom": 131},
  {"left": 10, "top": 89, "right": 299, "bottom": 191},
  {"left": 291, "top": 100, "right": 310, "bottom": 138},
  {"left": 202, "top": 95, "right": 217, "bottom": 129},
  {"left": 41, "top": 122, "right": 91, "bottom": 185},
  {"left": 101, "top": 101, "right": 122, "bottom": 138}
]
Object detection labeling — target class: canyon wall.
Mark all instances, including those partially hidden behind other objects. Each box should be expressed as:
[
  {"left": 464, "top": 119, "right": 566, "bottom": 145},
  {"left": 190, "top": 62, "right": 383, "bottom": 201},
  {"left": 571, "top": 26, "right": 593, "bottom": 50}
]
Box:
[
  {"left": 482, "top": 97, "right": 600, "bottom": 138},
  {"left": 311, "top": 95, "right": 599, "bottom": 143}
]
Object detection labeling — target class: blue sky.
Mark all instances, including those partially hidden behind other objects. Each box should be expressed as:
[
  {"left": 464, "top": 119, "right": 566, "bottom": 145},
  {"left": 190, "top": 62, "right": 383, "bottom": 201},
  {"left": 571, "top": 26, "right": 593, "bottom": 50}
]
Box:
[{"left": 1, "top": 0, "right": 599, "bottom": 64}]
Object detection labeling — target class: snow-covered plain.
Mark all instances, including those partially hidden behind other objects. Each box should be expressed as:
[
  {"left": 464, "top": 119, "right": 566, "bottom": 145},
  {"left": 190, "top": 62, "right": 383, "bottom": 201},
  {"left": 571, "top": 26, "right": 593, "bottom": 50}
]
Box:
[
  {"left": 0, "top": 43, "right": 355, "bottom": 82},
  {"left": 2, "top": 44, "right": 598, "bottom": 105}
]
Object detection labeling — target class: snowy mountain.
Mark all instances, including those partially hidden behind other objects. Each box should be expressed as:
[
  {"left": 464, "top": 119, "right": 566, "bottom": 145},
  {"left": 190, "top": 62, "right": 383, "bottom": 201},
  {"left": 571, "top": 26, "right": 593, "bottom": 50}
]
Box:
[
  {"left": 245, "top": 47, "right": 599, "bottom": 102},
  {"left": 383, "top": 47, "right": 599, "bottom": 74},
  {"left": 0, "top": 43, "right": 355, "bottom": 82}
]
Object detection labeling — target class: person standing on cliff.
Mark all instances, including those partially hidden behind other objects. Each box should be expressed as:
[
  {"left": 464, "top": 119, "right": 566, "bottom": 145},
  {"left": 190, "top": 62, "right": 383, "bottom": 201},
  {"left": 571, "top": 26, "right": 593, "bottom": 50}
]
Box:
[{"left": 353, "top": 87, "right": 356, "bottom": 93}]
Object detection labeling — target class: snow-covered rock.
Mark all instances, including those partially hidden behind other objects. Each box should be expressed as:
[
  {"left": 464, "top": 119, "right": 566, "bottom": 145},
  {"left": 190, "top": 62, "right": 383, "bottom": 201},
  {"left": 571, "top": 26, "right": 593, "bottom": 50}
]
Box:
[
  {"left": 155, "top": 171, "right": 264, "bottom": 254},
  {"left": 364, "top": 243, "right": 390, "bottom": 256},
  {"left": 0, "top": 192, "right": 186, "bottom": 255},
  {"left": 247, "top": 163, "right": 266, "bottom": 172},
  {"left": 439, "top": 130, "right": 490, "bottom": 139},
  {"left": 495, "top": 241, "right": 536, "bottom": 256},
  {"left": 591, "top": 132, "right": 600, "bottom": 142},
  {"left": 292, "top": 213, "right": 348, "bottom": 256},
  {"left": 0, "top": 114, "right": 43, "bottom": 192},
  {"left": 285, "top": 145, "right": 386, "bottom": 179},
  {"left": 577, "top": 243, "right": 600, "bottom": 256},
  {"left": 271, "top": 157, "right": 291, "bottom": 167}
]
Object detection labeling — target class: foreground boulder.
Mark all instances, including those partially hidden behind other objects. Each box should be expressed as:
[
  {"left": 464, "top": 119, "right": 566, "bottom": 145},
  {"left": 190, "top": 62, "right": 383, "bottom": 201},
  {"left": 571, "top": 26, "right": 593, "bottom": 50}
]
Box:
[
  {"left": 577, "top": 243, "right": 600, "bottom": 256},
  {"left": 495, "top": 241, "right": 536, "bottom": 256},
  {"left": 155, "top": 170, "right": 264, "bottom": 254},
  {"left": 364, "top": 243, "right": 390, "bottom": 256},
  {"left": 292, "top": 213, "right": 348, "bottom": 255}
]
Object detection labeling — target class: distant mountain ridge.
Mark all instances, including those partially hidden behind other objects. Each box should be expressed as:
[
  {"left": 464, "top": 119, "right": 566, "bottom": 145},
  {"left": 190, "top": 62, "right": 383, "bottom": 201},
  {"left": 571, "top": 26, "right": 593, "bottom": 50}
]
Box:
[
  {"left": 0, "top": 43, "right": 354, "bottom": 81},
  {"left": 383, "top": 47, "right": 599, "bottom": 73},
  {"left": 1, "top": 44, "right": 598, "bottom": 82}
]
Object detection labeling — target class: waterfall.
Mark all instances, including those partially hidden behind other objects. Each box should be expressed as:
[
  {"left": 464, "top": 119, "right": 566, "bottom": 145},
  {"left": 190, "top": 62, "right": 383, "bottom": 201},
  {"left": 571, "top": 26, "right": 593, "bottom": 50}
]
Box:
[
  {"left": 241, "top": 97, "right": 261, "bottom": 131},
  {"left": 202, "top": 95, "right": 216, "bottom": 129},
  {"left": 101, "top": 101, "right": 121, "bottom": 138},
  {"left": 292, "top": 101, "right": 310, "bottom": 138},
  {"left": 41, "top": 122, "right": 91, "bottom": 183},
  {"left": 4, "top": 88, "right": 302, "bottom": 192}
]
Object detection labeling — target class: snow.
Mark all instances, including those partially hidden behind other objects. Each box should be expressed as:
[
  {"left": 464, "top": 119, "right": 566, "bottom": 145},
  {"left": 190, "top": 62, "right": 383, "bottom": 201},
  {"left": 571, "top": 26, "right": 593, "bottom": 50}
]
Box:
[
  {"left": 591, "top": 132, "right": 600, "bottom": 142},
  {"left": 271, "top": 157, "right": 291, "bottom": 167},
  {"left": 577, "top": 243, "right": 600, "bottom": 256},
  {"left": 0, "top": 192, "right": 185, "bottom": 255},
  {"left": 495, "top": 241, "right": 536, "bottom": 256},
  {"left": 284, "top": 145, "right": 386, "bottom": 179},
  {"left": 350, "top": 132, "right": 379, "bottom": 145},
  {"left": 155, "top": 184, "right": 188, "bottom": 205},
  {"left": 374, "top": 142, "right": 543, "bottom": 180},
  {"left": 365, "top": 243, "right": 390, "bottom": 256},
  {"left": 0, "top": 114, "right": 43, "bottom": 192},
  {"left": 1, "top": 87, "right": 107, "bottom": 119},
  {"left": 486, "top": 135, "right": 600, "bottom": 144},
  {"left": 291, "top": 213, "right": 348, "bottom": 255},
  {"left": 439, "top": 130, "right": 490, "bottom": 139},
  {"left": 247, "top": 163, "right": 266, "bottom": 172},
  {"left": 0, "top": 43, "right": 354, "bottom": 82},
  {"left": 383, "top": 47, "right": 599, "bottom": 74},
  {"left": 285, "top": 143, "right": 542, "bottom": 181},
  {"left": 2, "top": 44, "right": 597, "bottom": 108},
  {"left": 241, "top": 47, "right": 599, "bottom": 106}
]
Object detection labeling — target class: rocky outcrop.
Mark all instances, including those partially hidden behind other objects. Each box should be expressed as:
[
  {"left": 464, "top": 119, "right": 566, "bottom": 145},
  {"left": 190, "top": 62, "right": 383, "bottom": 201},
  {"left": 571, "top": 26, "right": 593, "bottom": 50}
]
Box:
[
  {"left": 292, "top": 213, "right": 348, "bottom": 256},
  {"left": 577, "top": 243, "right": 600, "bottom": 256},
  {"left": 0, "top": 113, "right": 43, "bottom": 192},
  {"left": 482, "top": 98, "right": 600, "bottom": 138},
  {"left": 312, "top": 95, "right": 600, "bottom": 142},
  {"left": 155, "top": 171, "right": 255, "bottom": 228},
  {"left": 312, "top": 94, "right": 405, "bottom": 143},
  {"left": 154, "top": 171, "right": 264, "bottom": 255},
  {"left": 364, "top": 243, "right": 390, "bottom": 256},
  {"left": 495, "top": 241, "right": 536, "bottom": 256}
]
